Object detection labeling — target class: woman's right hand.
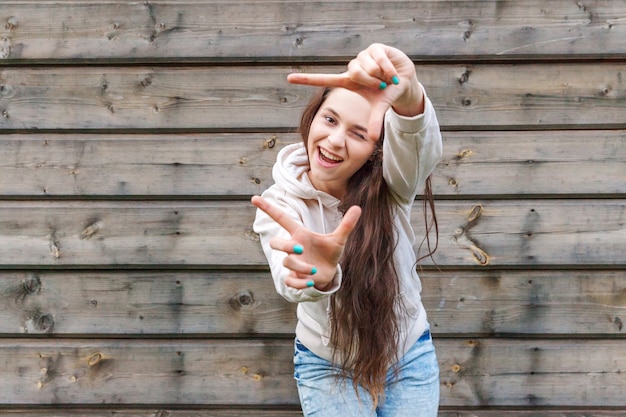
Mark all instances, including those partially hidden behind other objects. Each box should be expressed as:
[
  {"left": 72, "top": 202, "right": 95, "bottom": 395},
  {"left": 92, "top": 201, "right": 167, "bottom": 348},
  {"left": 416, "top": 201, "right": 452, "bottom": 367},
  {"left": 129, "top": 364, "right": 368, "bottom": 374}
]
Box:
[
  {"left": 251, "top": 195, "right": 361, "bottom": 290},
  {"left": 287, "top": 43, "right": 424, "bottom": 140}
]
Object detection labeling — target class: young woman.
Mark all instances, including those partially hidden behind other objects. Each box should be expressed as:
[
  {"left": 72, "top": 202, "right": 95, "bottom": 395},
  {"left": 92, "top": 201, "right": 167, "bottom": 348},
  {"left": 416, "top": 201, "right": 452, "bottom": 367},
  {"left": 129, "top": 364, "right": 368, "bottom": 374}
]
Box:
[{"left": 252, "top": 43, "right": 443, "bottom": 416}]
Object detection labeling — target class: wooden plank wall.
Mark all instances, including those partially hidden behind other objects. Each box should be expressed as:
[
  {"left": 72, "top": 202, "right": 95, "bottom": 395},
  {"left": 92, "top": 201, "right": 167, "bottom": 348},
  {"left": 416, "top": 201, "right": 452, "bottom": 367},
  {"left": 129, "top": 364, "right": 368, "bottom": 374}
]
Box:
[{"left": 0, "top": 1, "right": 624, "bottom": 415}]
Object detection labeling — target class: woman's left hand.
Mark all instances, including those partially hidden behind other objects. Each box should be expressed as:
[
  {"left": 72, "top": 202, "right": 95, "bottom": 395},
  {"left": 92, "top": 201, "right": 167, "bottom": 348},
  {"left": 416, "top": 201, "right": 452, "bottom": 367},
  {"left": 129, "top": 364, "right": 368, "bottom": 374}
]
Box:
[
  {"left": 251, "top": 195, "right": 362, "bottom": 291},
  {"left": 287, "top": 43, "right": 424, "bottom": 140}
]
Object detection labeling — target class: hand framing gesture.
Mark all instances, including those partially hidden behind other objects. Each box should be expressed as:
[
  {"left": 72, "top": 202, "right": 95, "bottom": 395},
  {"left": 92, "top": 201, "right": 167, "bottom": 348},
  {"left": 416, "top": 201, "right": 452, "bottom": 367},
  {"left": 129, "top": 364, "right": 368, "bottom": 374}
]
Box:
[
  {"left": 287, "top": 43, "right": 425, "bottom": 140},
  {"left": 251, "top": 195, "right": 362, "bottom": 290}
]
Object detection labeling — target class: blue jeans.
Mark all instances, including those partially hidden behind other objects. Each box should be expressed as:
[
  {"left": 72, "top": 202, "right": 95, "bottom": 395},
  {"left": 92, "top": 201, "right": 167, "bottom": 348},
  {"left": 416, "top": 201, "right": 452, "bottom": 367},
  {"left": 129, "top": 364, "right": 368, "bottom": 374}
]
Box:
[{"left": 294, "top": 329, "right": 439, "bottom": 417}]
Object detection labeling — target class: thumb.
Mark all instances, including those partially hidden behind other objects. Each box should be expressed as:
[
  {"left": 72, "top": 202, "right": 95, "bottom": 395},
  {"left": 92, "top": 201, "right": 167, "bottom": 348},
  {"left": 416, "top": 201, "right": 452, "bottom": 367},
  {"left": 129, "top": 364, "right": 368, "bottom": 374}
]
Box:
[
  {"left": 333, "top": 205, "right": 362, "bottom": 245},
  {"left": 368, "top": 101, "right": 390, "bottom": 141}
]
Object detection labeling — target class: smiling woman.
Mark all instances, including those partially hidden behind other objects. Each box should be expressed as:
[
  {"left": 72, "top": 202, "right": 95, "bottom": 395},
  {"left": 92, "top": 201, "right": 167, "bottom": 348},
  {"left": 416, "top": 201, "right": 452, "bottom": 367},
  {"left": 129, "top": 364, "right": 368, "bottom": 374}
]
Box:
[{"left": 252, "top": 43, "right": 443, "bottom": 416}]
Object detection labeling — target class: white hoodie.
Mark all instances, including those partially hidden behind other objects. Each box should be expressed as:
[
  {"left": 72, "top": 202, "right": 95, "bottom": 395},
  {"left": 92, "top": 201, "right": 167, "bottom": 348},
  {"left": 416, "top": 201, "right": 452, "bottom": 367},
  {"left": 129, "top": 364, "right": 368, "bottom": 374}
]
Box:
[{"left": 253, "top": 90, "right": 443, "bottom": 363}]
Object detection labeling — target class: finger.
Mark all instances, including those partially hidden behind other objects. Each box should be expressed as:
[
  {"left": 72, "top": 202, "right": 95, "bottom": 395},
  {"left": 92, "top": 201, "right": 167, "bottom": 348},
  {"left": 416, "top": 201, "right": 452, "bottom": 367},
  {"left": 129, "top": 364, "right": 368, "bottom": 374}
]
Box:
[
  {"left": 283, "top": 256, "right": 317, "bottom": 277},
  {"left": 251, "top": 195, "right": 301, "bottom": 234},
  {"left": 332, "top": 205, "right": 362, "bottom": 245},
  {"left": 287, "top": 72, "right": 348, "bottom": 88},
  {"left": 367, "top": 100, "right": 391, "bottom": 141},
  {"left": 369, "top": 44, "right": 399, "bottom": 84},
  {"left": 348, "top": 54, "right": 387, "bottom": 90},
  {"left": 284, "top": 274, "right": 316, "bottom": 290},
  {"left": 269, "top": 237, "right": 305, "bottom": 255}
]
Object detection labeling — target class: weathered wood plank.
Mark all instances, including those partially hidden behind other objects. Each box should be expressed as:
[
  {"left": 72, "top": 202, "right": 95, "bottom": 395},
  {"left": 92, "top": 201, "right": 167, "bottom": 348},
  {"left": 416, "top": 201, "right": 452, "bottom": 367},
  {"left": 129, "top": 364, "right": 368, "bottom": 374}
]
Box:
[
  {"left": 426, "top": 270, "right": 626, "bottom": 336},
  {"left": 0, "top": 130, "right": 624, "bottom": 197},
  {"left": 0, "top": 409, "right": 624, "bottom": 417},
  {"left": 0, "top": 133, "right": 282, "bottom": 198},
  {"left": 1, "top": 63, "right": 625, "bottom": 130},
  {"left": 0, "top": 338, "right": 624, "bottom": 406},
  {"left": 0, "top": 270, "right": 624, "bottom": 337},
  {"left": 0, "top": 271, "right": 294, "bottom": 336},
  {"left": 0, "top": 200, "right": 623, "bottom": 267},
  {"left": 436, "top": 130, "right": 626, "bottom": 197},
  {"left": 0, "top": 1, "right": 625, "bottom": 62}
]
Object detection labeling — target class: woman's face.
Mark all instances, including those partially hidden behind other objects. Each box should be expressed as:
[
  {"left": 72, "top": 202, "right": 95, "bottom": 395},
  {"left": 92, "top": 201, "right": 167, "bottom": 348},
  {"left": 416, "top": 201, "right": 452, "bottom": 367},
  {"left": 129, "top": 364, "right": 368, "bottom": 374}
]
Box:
[{"left": 306, "top": 88, "right": 377, "bottom": 199}]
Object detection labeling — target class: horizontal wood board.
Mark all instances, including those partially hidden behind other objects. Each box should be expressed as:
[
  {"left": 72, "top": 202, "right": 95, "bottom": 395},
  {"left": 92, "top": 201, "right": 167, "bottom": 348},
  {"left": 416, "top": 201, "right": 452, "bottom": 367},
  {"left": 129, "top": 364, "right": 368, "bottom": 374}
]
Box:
[
  {"left": 0, "top": 1, "right": 625, "bottom": 62},
  {"left": 0, "top": 338, "right": 624, "bottom": 407},
  {"left": 0, "top": 200, "right": 623, "bottom": 267},
  {"left": 1, "top": 63, "right": 625, "bottom": 130},
  {"left": 0, "top": 411, "right": 624, "bottom": 417},
  {"left": 0, "top": 270, "right": 624, "bottom": 337},
  {"left": 0, "top": 130, "right": 624, "bottom": 197}
]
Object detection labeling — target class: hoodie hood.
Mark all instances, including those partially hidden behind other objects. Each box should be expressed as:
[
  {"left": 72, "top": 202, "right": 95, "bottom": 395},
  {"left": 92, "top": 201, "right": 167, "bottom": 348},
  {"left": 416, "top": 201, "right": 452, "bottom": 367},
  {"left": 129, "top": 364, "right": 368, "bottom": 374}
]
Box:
[{"left": 273, "top": 143, "right": 341, "bottom": 209}]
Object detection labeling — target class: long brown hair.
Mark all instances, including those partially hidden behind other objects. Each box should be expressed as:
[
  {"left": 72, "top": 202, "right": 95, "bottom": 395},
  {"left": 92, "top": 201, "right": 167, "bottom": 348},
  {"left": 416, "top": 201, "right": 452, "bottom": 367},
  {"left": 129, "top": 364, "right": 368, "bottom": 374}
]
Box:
[{"left": 299, "top": 87, "right": 438, "bottom": 407}]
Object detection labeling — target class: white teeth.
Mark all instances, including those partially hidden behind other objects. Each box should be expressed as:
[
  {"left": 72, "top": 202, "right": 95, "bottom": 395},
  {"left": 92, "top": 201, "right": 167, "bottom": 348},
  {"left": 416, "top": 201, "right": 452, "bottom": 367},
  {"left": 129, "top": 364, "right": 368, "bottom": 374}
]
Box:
[{"left": 319, "top": 147, "right": 343, "bottom": 162}]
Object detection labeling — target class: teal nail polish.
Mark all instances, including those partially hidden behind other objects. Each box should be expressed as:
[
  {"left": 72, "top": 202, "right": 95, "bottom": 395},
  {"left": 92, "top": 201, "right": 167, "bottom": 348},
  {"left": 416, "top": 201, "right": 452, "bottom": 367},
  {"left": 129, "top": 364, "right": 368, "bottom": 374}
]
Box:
[
  {"left": 311, "top": 267, "right": 317, "bottom": 275},
  {"left": 379, "top": 81, "right": 387, "bottom": 90},
  {"left": 306, "top": 280, "right": 315, "bottom": 287},
  {"left": 392, "top": 75, "right": 400, "bottom": 85},
  {"left": 293, "top": 244, "right": 303, "bottom": 254}
]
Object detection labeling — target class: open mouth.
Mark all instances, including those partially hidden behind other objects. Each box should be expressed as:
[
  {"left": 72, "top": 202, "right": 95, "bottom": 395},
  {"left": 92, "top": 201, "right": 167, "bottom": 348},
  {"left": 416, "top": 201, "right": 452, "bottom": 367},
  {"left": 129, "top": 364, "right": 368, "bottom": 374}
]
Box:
[{"left": 318, "top": 147, "right": 343, "bottom": 165}]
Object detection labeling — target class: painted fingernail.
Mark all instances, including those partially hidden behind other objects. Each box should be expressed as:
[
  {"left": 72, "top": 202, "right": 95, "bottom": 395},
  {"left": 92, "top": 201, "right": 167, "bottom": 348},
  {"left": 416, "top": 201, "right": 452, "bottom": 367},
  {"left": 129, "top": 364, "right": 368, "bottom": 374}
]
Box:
[
  {"left": 306, "top": 280, "right": 315, "bottom": 287},
  {"left": 391, "top": 75, "right": 400, "bottom": 85},
  {"left": 311, "top": 267, "right": 317, "bottom": 275},
  {"left": 293, "top": 244, "right": 304, "bottom": 254},
  {"left": 379, "top": 81, "right": 387, "bottom": 90}
]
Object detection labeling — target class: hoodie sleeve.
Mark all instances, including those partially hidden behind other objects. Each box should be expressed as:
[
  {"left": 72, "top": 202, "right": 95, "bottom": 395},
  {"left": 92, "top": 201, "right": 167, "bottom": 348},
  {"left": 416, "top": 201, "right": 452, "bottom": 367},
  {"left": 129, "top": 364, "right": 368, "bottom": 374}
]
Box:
[
  {"left": 253, "top": 188, "right": 342, "bottom": 303},
  {"left": 382, "top": 84, "right": 443, "bottom": 206}
]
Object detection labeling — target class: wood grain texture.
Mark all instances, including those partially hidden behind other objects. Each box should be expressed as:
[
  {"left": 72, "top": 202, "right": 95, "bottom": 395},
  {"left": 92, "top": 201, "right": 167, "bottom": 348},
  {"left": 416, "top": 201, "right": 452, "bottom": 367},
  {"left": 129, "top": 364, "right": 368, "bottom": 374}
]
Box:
[
  {"left": 0, "top": 338, "right": 624, "bottom": 407},
  {"left": 1, "top": 63, "right": 625, "bottom": 130},
  {"left": 0, "top": 270, "right": 624, "bottom": 337},
  {"left": 0, "top": 411, "right": 624, "bottom": 417},
  {"left": 0, "top": 0, "right": 624, "bottom": 414},
  {"left": 0, "top": 130, "right": 624, "bottom": 197},
  {"left": 0, "top": 133, "right": 284, "bottom": 197},
  {"left": 0, "top": 1, "right": 625, "bottom": 61},
  {"left": 0, "top": 200, "right": 623, "bottom": 267}
]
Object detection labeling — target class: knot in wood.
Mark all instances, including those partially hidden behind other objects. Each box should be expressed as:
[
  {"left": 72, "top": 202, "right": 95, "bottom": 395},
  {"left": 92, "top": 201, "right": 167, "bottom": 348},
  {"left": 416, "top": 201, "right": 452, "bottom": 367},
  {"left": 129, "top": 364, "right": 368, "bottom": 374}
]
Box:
[
  {"left": 5, "top": 17, "right": 18, "bottom": 30},
  {"left": 22, "top": 275, "right": 41, "bottom": 295},
  {"left": 88, "top": 352, "right": 104, "bottom": 367},
  {"left": 470, "top": 245, "right": 490, "bottom": 266},
  {"left": 229, "top": 290, "right": 255, "bottom": 311},
  {"left": 80, "top": 222, "right": 101, "bottom": 240},
  {"left": 467, "top": 204, "right": 483, "bottom": 223},
  {"left": 451, "top": 364, "right": 462, "bottom": 373},
  {"left": 35, "top": 314, "right": 54, "bottom": 333},
  {"left": 456, "top": 149, "right": 472, "bottom": 159},
  {"left": 264, "top": 136, "right": 277, "bottom": 149},
  {"left": 459, "top": 70, "right": 471, "bottom": 84}
]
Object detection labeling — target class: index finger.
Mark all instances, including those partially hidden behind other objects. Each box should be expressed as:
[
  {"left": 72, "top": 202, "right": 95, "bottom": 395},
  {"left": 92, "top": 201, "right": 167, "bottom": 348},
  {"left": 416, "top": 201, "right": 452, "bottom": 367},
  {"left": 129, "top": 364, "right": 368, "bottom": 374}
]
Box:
[
  {"left": 287, "top": 72, "right": 348, "bottom": 88},
  {"left": 251, "top": 195, "right": 301, "bottom": 234}
]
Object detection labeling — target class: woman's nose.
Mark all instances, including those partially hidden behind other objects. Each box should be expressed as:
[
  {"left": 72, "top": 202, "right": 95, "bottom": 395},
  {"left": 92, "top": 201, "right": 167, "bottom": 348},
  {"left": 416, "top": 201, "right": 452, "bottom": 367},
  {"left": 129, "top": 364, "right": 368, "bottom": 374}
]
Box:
[{"left": 327, "top": 130, "right": 346, "bottom": 148}]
